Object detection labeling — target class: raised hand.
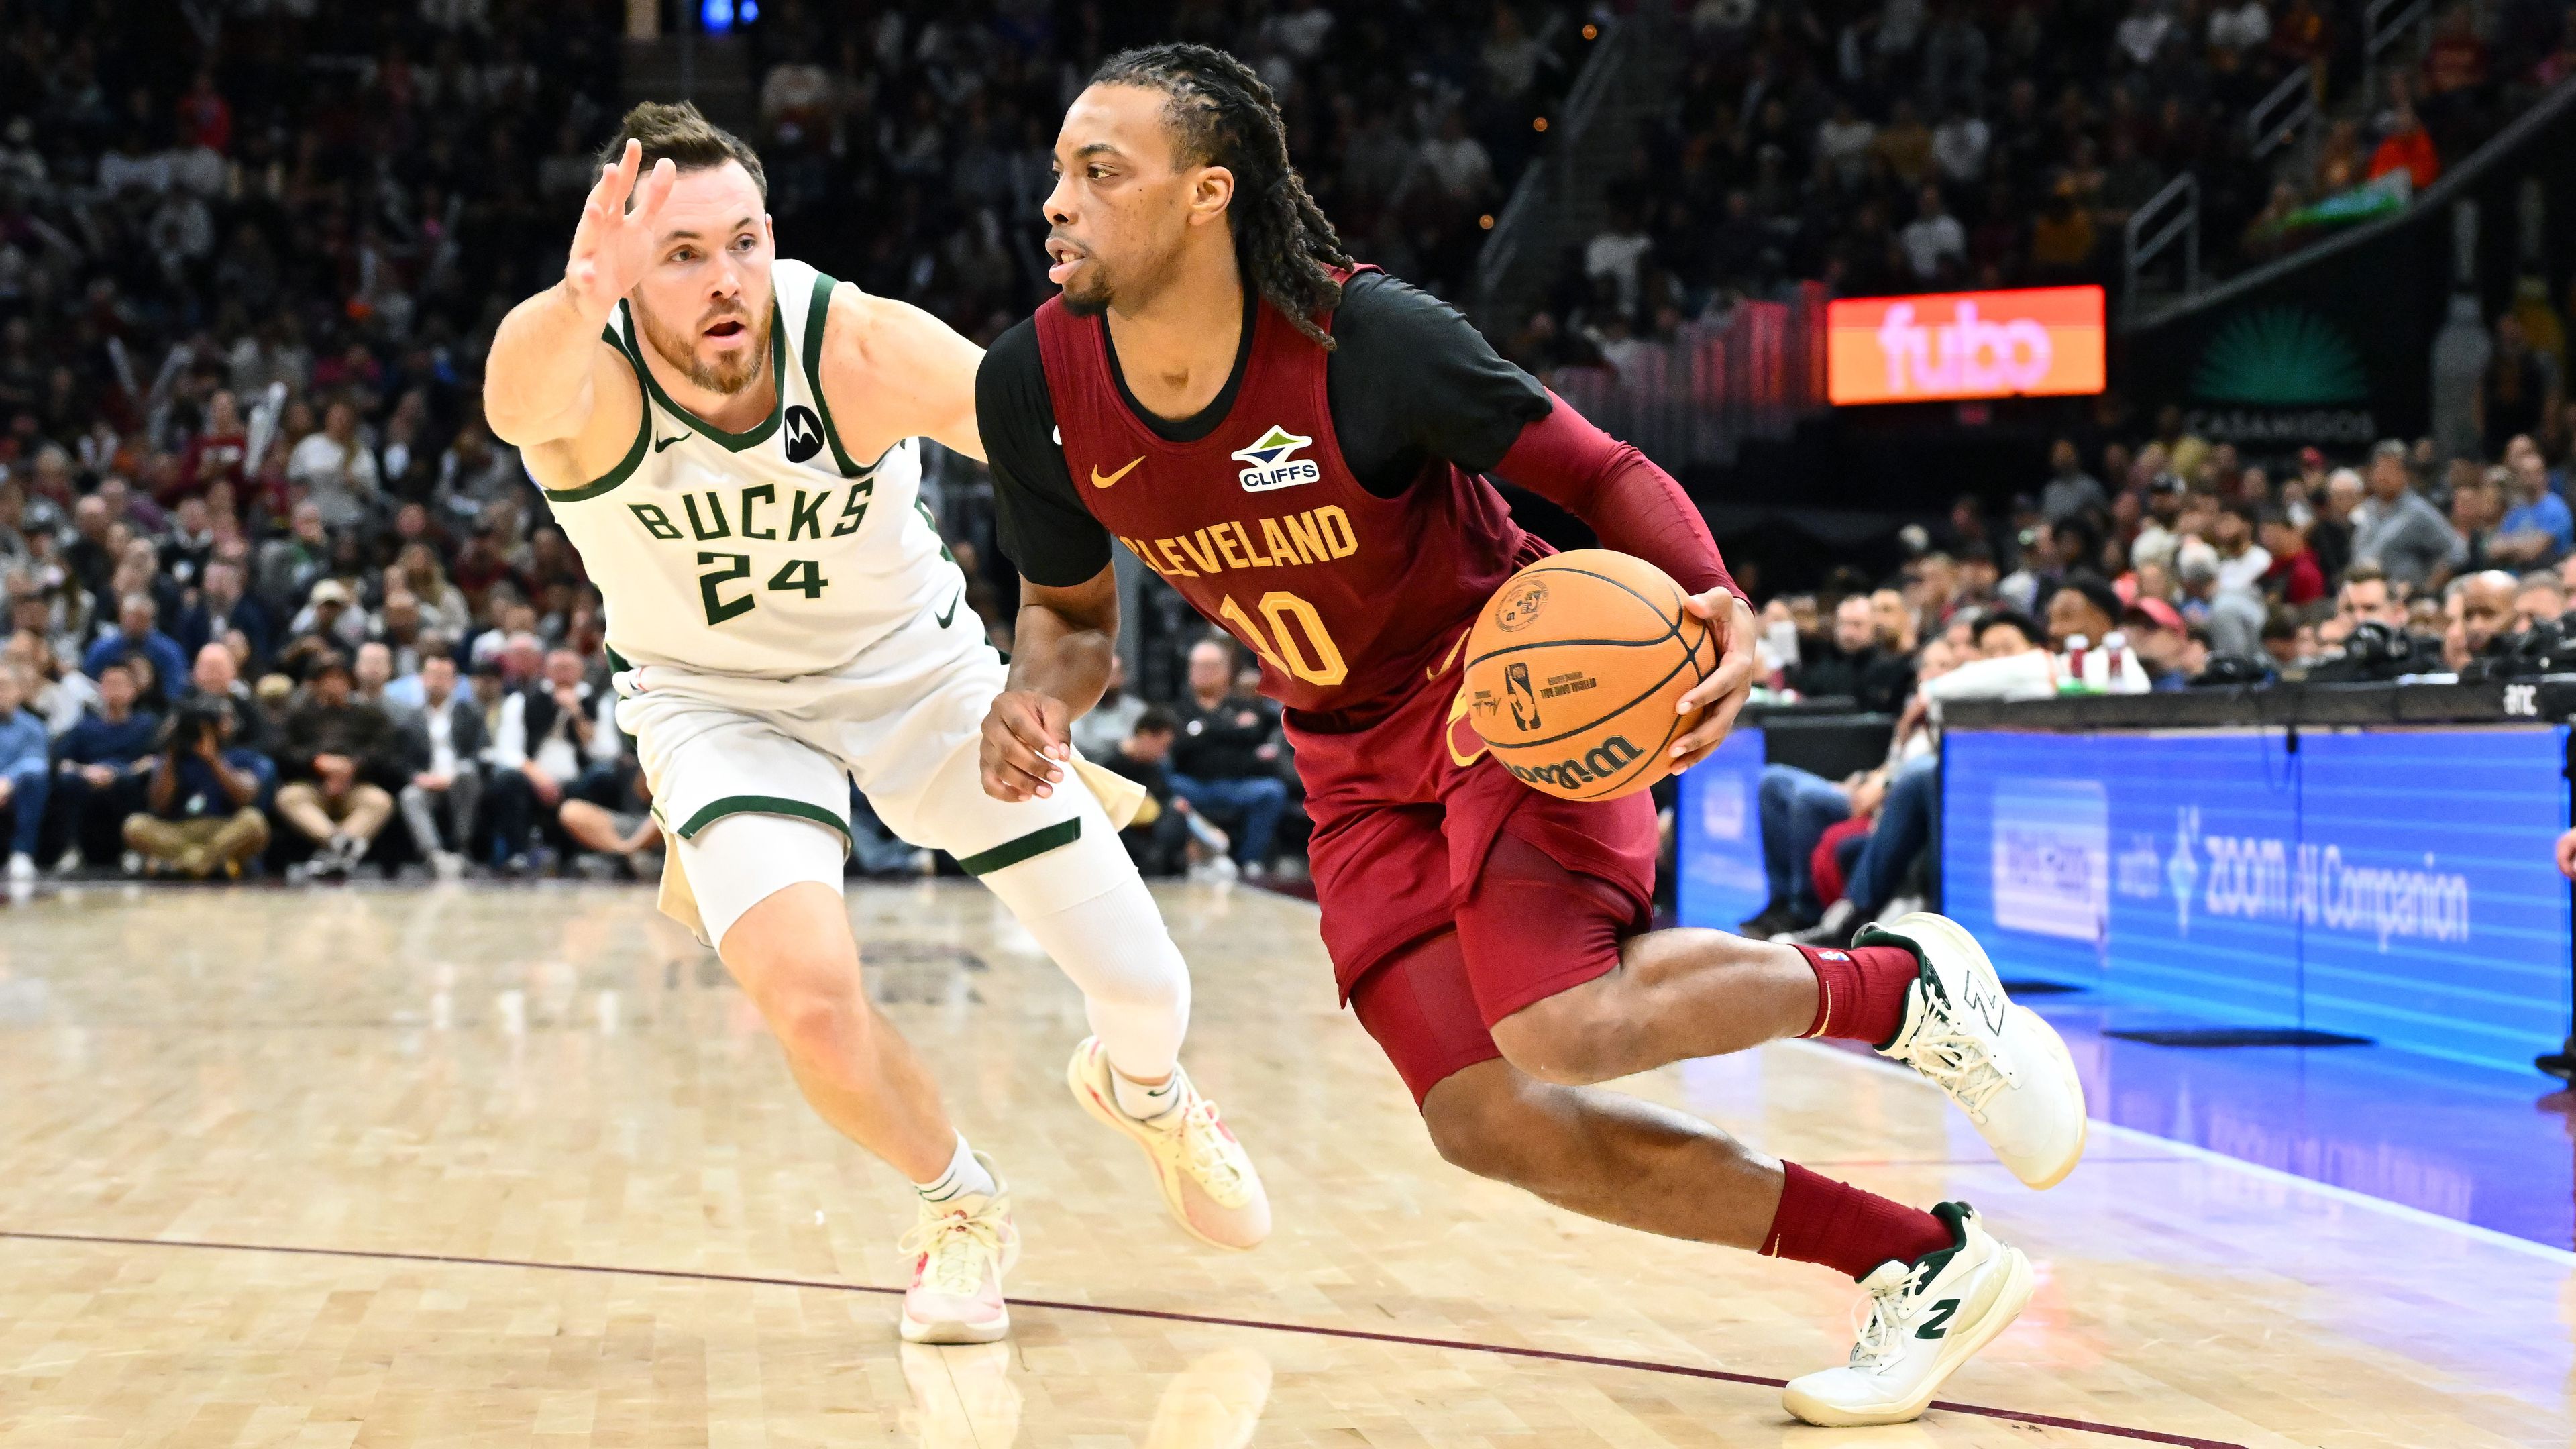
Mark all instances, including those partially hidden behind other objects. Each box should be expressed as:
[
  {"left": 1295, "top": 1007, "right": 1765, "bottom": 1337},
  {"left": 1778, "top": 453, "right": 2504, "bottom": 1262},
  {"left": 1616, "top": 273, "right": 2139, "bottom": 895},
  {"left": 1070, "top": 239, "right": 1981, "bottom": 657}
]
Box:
[{"left": 561, "top": 140, "right": 677, "bottom": 327}]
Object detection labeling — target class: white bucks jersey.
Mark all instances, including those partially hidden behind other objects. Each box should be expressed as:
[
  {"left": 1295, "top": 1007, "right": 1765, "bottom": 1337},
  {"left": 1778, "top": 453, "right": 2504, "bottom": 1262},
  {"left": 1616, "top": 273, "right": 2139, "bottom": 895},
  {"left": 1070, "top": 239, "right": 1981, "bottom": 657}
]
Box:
[{"left": 542, "top": 258, "right": 957, "bottom": 678}]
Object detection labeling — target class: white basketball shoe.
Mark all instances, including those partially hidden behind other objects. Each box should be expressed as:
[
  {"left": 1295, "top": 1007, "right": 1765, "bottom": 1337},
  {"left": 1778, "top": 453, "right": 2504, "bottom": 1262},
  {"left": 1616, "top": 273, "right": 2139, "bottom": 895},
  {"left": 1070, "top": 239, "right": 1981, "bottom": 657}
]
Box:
[
  {"left": 1782, "top": 1201, "right": 2036, "bottom": 1426},
  {"left": 1864, "top": 912, "right": 2089, "bottom": 1190},
  {"left": 897, "top": 1153, "right": 1020, "bottom": 1344},
  {"left": 1067, "top": 1036, "right": 1271, "bottom": 1251}
]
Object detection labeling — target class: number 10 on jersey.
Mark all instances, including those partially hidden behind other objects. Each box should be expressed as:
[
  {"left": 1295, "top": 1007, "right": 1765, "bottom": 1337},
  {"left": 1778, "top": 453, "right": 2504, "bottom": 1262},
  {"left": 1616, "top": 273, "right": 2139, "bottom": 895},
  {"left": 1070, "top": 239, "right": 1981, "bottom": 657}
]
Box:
[{"left": 1217, "top": 590, "right": 1347, "bottom": 687}]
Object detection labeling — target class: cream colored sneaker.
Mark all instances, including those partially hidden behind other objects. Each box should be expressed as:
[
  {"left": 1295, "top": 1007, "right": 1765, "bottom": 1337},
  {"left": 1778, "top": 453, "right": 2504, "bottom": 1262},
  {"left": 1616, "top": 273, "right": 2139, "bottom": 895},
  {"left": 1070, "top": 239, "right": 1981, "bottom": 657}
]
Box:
[
  {"left": 897, "top": 1155, "right": 1020, "bottom": 1344},
  {"left": 1067, "top": 1036, "right": 1270, "bottom": 1252},
  {"left": 1781, "top": 1202, "right": 2035, "bottom": 1427}
]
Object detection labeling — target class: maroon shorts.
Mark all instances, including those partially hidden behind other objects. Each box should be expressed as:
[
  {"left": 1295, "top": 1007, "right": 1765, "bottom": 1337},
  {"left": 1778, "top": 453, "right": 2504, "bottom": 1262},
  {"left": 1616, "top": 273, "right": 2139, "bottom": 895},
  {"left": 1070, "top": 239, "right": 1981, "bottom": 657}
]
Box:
[{"left": 1289, "top": 646, "right": 1659, "bottom": 1104}]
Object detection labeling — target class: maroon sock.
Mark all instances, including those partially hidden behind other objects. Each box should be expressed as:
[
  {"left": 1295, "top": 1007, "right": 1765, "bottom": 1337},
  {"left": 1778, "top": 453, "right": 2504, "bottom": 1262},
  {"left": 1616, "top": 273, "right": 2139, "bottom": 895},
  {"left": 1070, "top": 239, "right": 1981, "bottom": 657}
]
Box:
[
  {"left": 1793, "top": 943, "right": 1921, "bottom": 1047},
  {"left": 1760, "top": 1161, "right": 1956, "bottom": 1280}
]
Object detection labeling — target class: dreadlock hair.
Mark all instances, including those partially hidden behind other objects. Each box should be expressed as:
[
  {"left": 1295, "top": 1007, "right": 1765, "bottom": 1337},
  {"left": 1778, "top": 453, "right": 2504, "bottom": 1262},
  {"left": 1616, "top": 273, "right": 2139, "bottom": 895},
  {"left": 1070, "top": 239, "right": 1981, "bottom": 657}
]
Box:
[{"left": 1089, "top": 44, "right": 1353, "bottom": 348}]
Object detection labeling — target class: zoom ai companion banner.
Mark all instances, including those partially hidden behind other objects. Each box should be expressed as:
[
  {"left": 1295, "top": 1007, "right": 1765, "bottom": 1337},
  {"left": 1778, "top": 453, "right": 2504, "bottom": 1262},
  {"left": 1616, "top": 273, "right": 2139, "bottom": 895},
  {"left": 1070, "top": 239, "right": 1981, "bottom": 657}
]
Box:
[{"left": 1940, "top": 727, "right": 2569, "bottom": 1071}]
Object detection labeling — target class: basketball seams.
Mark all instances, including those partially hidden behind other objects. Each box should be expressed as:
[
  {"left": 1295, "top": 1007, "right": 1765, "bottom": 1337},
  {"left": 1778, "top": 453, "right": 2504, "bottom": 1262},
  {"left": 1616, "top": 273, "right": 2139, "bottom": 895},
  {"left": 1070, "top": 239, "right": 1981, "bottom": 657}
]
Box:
[
  {"left": 1559, "top": 623, "right": 1715, "bottom": 798},
  {"left": 1477, "top": 615, "right": 1713, "bottom": 750},
  {"left": 1467, "top": 549, "right": 1725, "bottom": 802}
]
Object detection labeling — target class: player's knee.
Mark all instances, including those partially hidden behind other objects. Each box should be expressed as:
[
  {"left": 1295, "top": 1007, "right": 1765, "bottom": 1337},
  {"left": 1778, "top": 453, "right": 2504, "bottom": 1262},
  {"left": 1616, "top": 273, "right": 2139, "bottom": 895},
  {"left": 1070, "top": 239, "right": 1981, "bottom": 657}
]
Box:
[
  {"left": 763, "top": 973, "right": 875, "bottom": 1075},
  {"left": 1487, "top": 988, "right": 1625, "bottom": 1087},
  {"left": 1419, "top": 1069, "right": 1540, "bottom": 1182}
]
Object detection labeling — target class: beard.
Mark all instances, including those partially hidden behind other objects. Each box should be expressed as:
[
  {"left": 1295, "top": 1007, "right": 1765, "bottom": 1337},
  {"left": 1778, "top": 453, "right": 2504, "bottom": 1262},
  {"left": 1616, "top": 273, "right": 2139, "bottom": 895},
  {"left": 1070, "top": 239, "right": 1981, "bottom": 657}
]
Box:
[
  {"left": 638, "top": 300, "right": 769, "bottom": 396},
  {"left": 1060, "top": 264, "right": 1114, "bottom": 317}
]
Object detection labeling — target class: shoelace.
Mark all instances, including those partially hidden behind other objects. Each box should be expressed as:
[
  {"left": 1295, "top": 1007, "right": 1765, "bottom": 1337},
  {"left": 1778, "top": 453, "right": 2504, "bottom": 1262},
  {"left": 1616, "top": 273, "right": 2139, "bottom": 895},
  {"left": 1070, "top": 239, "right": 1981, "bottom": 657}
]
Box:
[
  {"left": 1848, "top": 1261, "right": 1932, "bottom": 1369},
  {"left": 1893, "top": 1002, "right": 2018, "bottom": 1122},
  {"left": 1177, "top": 1097, "right": 1250, "bottom": 1202},
  {"left": 900, "top": 1197, "right": 1010, "bottom": 1296}
]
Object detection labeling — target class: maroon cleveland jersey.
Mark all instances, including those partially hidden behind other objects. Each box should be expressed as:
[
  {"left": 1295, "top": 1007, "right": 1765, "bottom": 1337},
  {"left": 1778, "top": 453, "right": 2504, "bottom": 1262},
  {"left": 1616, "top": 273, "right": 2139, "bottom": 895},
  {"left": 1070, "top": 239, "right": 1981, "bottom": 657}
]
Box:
[{"left": 1030, "top": 268, "right": 1542, "bottom": 712}]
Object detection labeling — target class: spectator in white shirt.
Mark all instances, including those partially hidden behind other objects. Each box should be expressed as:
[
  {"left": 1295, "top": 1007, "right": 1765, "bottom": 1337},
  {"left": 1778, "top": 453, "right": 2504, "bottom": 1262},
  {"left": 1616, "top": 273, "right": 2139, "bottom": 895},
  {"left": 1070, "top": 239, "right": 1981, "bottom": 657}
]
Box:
[
  {"left": 1899, "top": 184, "right": 1966, "bottom": 280},
  {"left": 285, "top": 399, "right": 380, "bottom": 531}
]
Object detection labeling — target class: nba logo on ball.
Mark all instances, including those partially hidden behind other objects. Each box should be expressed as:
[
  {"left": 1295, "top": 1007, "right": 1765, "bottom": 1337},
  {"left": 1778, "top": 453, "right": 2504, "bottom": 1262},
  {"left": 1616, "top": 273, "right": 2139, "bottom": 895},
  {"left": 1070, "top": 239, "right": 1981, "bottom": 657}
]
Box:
[
  {"left": 1505, "top": 662, "right": 1540, "bottom": 729},
  {"left": 1232, "top": 425, "right": 1320, "bottom": 492}
]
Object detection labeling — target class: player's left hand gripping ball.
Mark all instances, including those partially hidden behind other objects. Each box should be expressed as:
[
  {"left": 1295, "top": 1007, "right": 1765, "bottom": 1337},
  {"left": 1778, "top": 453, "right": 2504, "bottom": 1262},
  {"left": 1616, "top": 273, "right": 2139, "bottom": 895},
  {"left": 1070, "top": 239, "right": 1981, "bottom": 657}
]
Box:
[{"left": 1669, "top": 589, "right": 1758, "bottom": 773}]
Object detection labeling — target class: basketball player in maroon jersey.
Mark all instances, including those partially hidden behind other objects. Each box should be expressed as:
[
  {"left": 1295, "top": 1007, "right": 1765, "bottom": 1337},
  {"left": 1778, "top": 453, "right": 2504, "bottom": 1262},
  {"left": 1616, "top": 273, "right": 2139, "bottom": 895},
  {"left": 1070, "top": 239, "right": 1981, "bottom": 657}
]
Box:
[{"left": 973, "top": 46, "right": 2089, "bottom": 1424}]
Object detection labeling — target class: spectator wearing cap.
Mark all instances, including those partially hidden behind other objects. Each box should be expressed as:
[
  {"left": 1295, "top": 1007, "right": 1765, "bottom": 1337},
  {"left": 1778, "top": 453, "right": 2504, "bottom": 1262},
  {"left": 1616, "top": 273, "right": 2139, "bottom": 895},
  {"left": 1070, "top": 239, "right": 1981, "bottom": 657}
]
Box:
[
  {"left": 2257, "top": 508, "right": 2326, "bottom": 605},
  {"left": 2130, "top": 473, "right": 2190, "bottom": 573},
  {"left": 81, "top": 591, "right": 189, "bottom": 688},
  {"left": 278, "top": 578, "right": 366, "bottom": 680},
  {"left": 2352, "top": 438, "right": 2467, "bottom": 590},
  {"left": 0, "top": 665, "right": 46, "bottom": 881},
  {"left": 174, "top": 558, "right": 272, "bottom": 673},
  {"left": 2122, "top": 597, "right": 2192, "bottom": 690},
  {"left": 272, "top": 654, "right": 401, "bottom": 879},
  {"left": 50, "top": 659, "right": 162, "bottom": 867}
]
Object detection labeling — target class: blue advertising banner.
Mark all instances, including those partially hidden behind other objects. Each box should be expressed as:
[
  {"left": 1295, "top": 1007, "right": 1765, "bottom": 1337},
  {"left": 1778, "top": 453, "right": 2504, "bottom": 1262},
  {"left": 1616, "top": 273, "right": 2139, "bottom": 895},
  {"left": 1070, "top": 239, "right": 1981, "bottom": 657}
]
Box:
[
  {"left": 1941, "top": 727, "right": 2571, "bottom": 1071},
  {"left": 1674, "top": 727, "right": 1769, "bottom": 932}
]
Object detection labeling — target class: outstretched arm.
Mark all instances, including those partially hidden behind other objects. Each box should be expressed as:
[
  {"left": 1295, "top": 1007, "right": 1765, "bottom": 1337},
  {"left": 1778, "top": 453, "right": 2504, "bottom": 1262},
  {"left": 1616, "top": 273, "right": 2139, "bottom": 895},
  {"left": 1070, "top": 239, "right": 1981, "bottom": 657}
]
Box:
[
  {"left": 981, "top": 565, "right": 1118, "bottom": 802},
  {"left": 483, "top": 140, "right": 672, "bottom": 478}
]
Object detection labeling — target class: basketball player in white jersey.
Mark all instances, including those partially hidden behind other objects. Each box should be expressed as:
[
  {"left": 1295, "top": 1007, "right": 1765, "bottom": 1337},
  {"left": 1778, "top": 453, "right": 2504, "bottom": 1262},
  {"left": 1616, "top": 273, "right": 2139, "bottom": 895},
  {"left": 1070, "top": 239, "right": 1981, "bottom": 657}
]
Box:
[{"left": 482, "top": 103, "right": 1267, "bottom": 1344}]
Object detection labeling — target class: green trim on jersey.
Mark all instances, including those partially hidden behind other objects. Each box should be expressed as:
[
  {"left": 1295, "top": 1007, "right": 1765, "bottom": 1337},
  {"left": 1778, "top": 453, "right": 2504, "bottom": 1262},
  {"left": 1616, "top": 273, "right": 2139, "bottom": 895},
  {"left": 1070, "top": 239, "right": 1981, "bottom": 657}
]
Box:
[
  {"left": 539, "top": 326, "right": 655, "bottom": 502},
  {"left": 619, "top": 300, "right": 788, "bottom": 451},
  {"left": 800, "top": 270, "right": 869, "bottom": 478},
  {"left": 675, "top": 794, "right": 853, "bottom": 853},
  {"left": 954, "top": 818, "right": 1081, "bottom": 875}
]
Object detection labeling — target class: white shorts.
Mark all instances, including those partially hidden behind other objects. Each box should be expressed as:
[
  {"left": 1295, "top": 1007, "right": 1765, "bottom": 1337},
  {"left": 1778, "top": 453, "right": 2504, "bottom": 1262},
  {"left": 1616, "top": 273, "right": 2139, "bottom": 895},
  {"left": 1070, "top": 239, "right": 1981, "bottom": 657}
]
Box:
[{"left": 616, "top": 602, "right": 1127, "bottom": 944}]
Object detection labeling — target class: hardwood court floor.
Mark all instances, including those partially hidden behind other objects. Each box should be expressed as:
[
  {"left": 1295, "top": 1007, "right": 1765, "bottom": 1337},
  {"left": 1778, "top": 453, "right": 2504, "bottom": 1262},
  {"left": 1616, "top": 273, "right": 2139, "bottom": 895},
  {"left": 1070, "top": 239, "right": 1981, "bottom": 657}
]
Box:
[{"left": 0, "top": 880, "right": 2566, "bottom": 1448}]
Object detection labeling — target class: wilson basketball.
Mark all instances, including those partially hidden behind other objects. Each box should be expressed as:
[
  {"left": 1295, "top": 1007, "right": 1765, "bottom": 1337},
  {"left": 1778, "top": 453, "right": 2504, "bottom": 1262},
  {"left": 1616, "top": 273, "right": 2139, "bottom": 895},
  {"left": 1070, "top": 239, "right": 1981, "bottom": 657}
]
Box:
[{"left": 1461, "top": 549, "right": 1719, "bottom": 802}]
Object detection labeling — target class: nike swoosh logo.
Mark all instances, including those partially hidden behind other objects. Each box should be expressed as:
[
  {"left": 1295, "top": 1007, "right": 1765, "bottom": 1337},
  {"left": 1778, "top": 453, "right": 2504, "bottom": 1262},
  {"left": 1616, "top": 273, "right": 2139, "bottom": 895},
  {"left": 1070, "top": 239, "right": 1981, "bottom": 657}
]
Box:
[
  {"left": 934, "top": 592, "right": 961, "bottom": 629},
  {"left": 654, "top": 435, "right": 685, "bottom": 452},
  {"left": 1090, "top": 456, "right": 1142, "bottom": 489}
]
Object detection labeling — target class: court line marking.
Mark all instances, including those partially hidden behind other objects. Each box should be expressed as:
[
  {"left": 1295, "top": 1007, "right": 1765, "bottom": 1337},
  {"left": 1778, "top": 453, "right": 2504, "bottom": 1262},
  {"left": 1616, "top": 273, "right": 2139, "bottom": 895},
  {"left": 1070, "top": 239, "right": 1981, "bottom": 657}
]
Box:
[
  {"left": 0, "top": 1228, "right": 2245, "bottom": 1449},
  {"left": 1784, "top": 1038, "right": 2576, "bottom": 1265}
]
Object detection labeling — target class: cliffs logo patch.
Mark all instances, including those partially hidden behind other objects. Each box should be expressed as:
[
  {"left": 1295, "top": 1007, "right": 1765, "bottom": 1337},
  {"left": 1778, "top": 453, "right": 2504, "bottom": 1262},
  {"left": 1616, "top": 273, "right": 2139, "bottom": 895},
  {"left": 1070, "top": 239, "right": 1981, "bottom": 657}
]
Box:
[
  {"left": 1231, "top": 425, "right": 1320, "bottom": 493},
  {"left": 1493, "top": 578, "right": 1549, "bottom": 631},
  {"left": 783, "top": 405, "right": 825, "bottom": 464}
]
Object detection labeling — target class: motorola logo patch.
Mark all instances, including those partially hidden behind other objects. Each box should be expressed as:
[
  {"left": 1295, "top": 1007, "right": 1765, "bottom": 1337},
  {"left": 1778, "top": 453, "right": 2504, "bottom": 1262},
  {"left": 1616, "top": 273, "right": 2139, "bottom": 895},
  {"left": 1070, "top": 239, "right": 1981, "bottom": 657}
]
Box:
[{"left": 784, "top": 405, "right": 824, "bottom": 464}]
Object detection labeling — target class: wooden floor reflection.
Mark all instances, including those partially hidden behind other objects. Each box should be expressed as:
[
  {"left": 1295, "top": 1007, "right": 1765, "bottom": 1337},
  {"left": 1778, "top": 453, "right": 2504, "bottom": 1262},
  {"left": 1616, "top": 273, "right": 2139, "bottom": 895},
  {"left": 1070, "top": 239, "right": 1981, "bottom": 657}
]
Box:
[{"left": 0, "top": 880, "right": 2566, "bottom": 1447}]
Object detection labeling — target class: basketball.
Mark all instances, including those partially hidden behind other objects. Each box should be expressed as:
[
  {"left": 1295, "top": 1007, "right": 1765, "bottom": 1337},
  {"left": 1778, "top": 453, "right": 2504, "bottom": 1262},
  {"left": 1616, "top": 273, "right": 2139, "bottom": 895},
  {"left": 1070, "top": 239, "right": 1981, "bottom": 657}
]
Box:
[{"left": 1461, "top": 549, "right": 1719, "bottom": 802}]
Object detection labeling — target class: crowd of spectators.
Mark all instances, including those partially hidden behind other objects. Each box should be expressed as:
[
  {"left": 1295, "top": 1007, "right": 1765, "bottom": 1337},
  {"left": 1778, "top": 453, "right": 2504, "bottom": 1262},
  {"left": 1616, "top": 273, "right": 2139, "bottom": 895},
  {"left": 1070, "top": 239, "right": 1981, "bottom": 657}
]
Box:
[
  {"left": 1503, "top": 0, "right": 2576, "bottom": 380},
  {"left": 0, "top": 0, "right": 661, "bottom": 885},
  {"left": 1739, "top": 346, "right": 2576, "bottom": 943}
]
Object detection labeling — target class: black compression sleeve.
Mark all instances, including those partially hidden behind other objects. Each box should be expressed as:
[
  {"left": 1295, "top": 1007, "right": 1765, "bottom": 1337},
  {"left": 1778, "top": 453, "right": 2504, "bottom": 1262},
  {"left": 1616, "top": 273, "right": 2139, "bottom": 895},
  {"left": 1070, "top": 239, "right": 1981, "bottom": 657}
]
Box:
[
  {"left": 1326, "top": 271, "right": 1552, "bottom": 498},
  {"left": 977, "top": 318, "right": 1114, "bottom": 588}
]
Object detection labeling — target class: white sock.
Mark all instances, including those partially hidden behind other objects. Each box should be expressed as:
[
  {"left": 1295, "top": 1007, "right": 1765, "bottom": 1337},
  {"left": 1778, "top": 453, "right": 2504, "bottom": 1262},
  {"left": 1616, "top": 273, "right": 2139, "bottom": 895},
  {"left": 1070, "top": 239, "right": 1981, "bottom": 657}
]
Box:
[
  {"left": 914, "top": 1133, "right": 997, "bottom": 1205},
  {"left": 1111, "top": 1064, "right": 1184, "bottom": 1122}
]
